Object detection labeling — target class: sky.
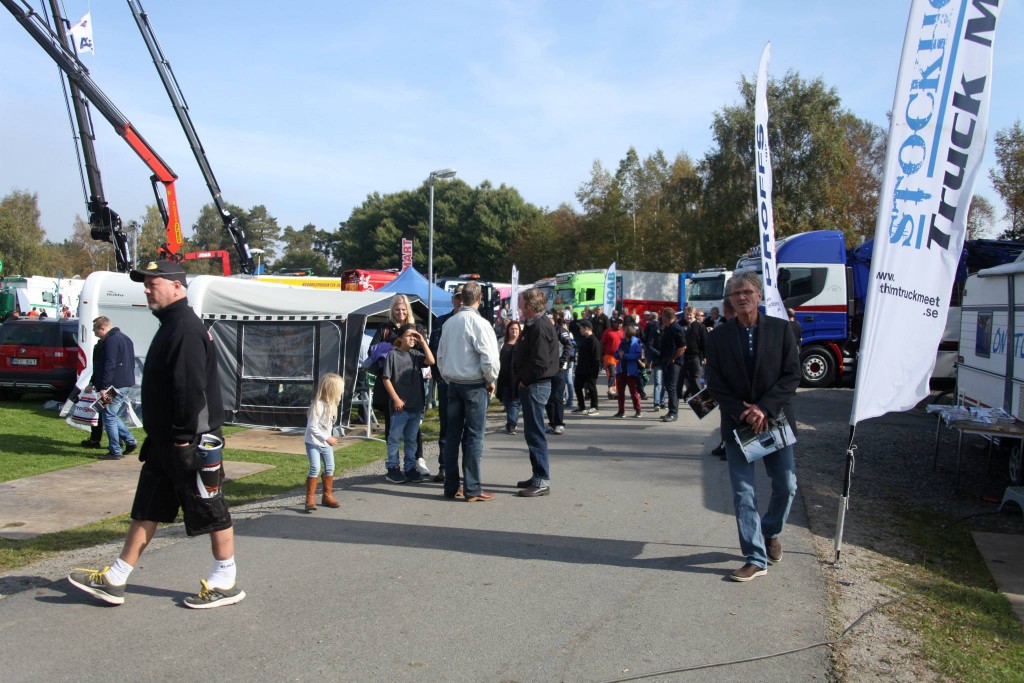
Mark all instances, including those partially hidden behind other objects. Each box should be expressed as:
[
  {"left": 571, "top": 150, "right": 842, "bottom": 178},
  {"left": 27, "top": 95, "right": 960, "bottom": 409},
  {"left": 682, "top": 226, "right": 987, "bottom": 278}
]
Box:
[{"left": 1, "top": 1, "right": 1022, "bottom": 248}]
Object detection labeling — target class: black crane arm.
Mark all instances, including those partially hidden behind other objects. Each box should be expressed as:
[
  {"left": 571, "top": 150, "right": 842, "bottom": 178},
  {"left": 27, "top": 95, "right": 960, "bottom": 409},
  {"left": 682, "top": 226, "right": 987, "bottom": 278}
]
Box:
[{"left": 128, "top": 0, "right": 255, "bottom": 274}]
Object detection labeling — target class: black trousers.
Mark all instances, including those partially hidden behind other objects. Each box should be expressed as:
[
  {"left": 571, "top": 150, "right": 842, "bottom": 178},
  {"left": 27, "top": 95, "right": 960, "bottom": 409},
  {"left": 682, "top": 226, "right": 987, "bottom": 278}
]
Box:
[
  {"left": 682, "top": 356, "right": 703, "bottom": 400},
  {"left": 575, "top": 374, "right": 599, "bottom": 410}
]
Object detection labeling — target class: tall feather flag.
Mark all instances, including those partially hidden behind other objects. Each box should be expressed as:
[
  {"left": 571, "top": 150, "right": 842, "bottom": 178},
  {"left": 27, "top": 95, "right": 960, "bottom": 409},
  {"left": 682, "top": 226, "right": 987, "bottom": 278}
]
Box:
[
  {"left": 754, "top": 42, "right": 786, "bottom": 320},
  {"left": 835, "top": 0, "right": 1003, "bottom": 565}
]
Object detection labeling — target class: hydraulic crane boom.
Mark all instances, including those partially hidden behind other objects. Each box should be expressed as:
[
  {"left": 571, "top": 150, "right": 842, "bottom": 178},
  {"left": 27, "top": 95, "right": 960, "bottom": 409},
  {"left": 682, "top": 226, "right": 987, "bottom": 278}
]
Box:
[
  {"left": 128, "top": 0, "right": 256, "bottom": 275},
  {"left": 46, "top": 0, "right": 130, "bottom": 271},
  {"left": 2, "top": 0, "right": 183, "bottom": 260}
]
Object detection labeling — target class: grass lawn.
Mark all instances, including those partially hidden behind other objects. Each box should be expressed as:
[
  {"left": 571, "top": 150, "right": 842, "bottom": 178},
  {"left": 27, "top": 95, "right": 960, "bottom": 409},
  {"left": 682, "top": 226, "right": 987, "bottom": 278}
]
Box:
[
  {"left": 885, "top": 507, "right": 1024, "bottom": 681},
  {"left": 0, "top": 398, "right": 387, "bottom": 572}
]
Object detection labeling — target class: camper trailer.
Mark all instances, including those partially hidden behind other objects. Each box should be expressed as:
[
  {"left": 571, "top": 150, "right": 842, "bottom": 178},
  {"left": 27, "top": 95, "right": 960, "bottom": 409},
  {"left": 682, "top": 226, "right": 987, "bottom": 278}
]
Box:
[
  {"left": 75, "top": 271, "right": 418, "bottom": 430},
  {"left": 957, "top": 260, "right": 1024, "bottom": 417}
]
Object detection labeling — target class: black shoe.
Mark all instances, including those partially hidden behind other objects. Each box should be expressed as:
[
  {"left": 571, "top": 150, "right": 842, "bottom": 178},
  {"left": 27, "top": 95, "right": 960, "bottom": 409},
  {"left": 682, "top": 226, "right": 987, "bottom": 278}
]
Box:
[
  {"left": 612, "top": 411, "right": 625, "bottom": 418},
  {"left": 711, "top": 444, "right": 726, "bottom": 457},
  {"left": 101, "top": 453, "right": 123, "bottom": 460},
  {"left": 518, "top": 485, "right": 550, "bottom": 497},
  {"left": 404, "top": 469, "right": 423, "bottom": 483},
  {"left": 123, "top": 442, "right": 138, "bottom": 456},
  {"left": 385, "top": 468, "right": 405, "bottom": 484},
  {"left": 432, "top": 471, "right": 446, "bottom": 483},
  {"left": 81, "top": 439, "right": 103, "bottom": 449},
  {"left": 661, "top": 413, "right": 678, "bottom": 422}
]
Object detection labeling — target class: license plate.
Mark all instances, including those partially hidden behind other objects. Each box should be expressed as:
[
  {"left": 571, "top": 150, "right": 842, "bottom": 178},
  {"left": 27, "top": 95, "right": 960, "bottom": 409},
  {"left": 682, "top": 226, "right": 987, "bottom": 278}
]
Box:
[{"left": 11, "top": 358, "right": 37, "bottom": 366}]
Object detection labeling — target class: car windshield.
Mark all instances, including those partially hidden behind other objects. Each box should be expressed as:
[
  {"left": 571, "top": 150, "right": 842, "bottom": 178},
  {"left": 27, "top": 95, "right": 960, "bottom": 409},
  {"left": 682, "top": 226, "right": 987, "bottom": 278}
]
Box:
[
  {"left": 0, "top": 322, "right": 61, "bottom": 347},
  {"left": 688, "top": 276, "right": 725, "bottom": 300},
  {"left": 553, "top": 288, "right": 575, "bottom": 307}
]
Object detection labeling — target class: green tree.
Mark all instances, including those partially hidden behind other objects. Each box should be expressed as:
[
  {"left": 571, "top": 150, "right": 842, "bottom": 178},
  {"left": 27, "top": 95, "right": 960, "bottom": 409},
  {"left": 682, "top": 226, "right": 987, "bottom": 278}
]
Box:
[
  {"left": 0, "top": 190, "right": 48, "bottom": 275},
  {"left": 329, "top": 179, "right": 542, "bottom": 282},
  {"left": 273, "top": 223, "right": 332, "bottom": 275},
  {"left": 186, "top": 202, "right": 281, "bottom": 274},
  {"left": 990, "top": 120, "right": 1024, "bottom": 241},
  {"left": 966, "top": 195, "right": 996, "bottom": 240},
  {"left": 136, "top": 204, "right": 169, "bottom": 265},
  {"left": 698, "top": 71, "right": 885, "bottom": 264}
]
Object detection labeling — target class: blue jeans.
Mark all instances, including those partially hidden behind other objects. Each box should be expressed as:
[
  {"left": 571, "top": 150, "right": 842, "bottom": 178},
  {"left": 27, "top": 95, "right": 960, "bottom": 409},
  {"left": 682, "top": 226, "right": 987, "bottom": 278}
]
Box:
[
  {"left": 306, "top": 442, "right": 335, "bottom": 477},
  {"left": 724, "top": 440, "right": 798, "bottom": 568},
  {"left": 386, "top": 409, "right": 422, "bottom": 471},
  {"left": 651, "top": 365, "right": 665, "bottom": 406},
  {"left": 503, "top": 396, "right": 521, "bottom": 429},
  {"left": 545, "top": 370, "right": 567, "bottom": 427},
  {"left": 443, "top": 382, "right": 488, "bottom": 498},
  {"left": 101, "top": 388, "right": 137, "bottom": 456},
  {"left": 564, "top": 362, "right": 575, "bottom": 409},
  {"left": 519, "top": 380, "right": 552, "bottom": 486}
]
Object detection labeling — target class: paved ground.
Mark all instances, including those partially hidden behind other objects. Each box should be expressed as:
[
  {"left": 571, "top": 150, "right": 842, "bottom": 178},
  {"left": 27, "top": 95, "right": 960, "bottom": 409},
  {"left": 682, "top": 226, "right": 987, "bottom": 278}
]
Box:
[
  {"left": 0, "top": 403, "right": 830, "bottom": 682},
  {"left": 0, "top": 458, "right": 273, "bottom": 540}
]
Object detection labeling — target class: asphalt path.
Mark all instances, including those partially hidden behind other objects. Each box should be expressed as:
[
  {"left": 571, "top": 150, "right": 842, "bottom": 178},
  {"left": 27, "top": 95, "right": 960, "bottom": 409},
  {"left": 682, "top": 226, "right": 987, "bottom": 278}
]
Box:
[{"left": 0, "top": 401, "right": 829, "bottom": 682}]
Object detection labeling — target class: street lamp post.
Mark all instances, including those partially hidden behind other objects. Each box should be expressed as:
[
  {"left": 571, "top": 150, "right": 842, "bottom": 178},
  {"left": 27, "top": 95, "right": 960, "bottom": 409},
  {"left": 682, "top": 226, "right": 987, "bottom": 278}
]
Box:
[{"left": 427, "top": 168, "right": 457, "bottom": 340}]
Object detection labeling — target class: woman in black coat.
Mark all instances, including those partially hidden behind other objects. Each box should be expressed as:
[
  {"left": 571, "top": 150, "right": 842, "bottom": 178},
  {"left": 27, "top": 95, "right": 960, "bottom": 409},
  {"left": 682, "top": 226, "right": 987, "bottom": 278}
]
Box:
[{"left": 496, "top": 320, "right": 522, "bottom": 434}]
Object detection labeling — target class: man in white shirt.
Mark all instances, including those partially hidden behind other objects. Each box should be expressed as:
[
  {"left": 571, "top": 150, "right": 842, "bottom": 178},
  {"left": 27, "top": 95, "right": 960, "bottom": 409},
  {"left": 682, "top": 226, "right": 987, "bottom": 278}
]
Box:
[{"left": 436, "top": 282, "right": 501, "bottom": 502}]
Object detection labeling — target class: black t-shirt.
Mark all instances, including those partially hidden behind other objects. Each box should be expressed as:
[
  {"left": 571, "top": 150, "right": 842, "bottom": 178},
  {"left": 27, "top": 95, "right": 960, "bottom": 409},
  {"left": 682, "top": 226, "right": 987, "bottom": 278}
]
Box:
[{"left": 659, "top": 321, "right": 686, "bottom": 366}]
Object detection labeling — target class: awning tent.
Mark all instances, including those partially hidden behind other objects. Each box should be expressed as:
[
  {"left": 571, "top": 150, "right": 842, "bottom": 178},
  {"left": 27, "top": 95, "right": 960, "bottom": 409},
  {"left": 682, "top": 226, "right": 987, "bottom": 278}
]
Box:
[
  {"left": 378, "top": 267, "right": 454, "bottom": 319},
  {"left": 186, "top": 276, "right": 426, "bottom": 429}
]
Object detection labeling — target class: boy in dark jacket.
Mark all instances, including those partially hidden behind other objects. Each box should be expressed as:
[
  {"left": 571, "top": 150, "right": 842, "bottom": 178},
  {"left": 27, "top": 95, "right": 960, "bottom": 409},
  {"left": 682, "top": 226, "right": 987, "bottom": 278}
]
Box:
[{"left": 572, "top": 320, "right": 602, "bottom": 414}]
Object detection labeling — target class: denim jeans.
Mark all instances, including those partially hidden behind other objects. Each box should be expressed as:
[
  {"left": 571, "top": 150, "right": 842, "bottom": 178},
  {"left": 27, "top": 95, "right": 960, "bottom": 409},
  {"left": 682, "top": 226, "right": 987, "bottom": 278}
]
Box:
[
  {"left": 503, "top": 396, "right": 521, "bottom": 429},
  {"left": 443, "top": 382, "right": 488, "bottom": 498},
  {"left": 305, "top": 442, "right": 335, "bottom": 477},
  {"left": 519, "top": 380, "right": 552, "bottom": 486},
  {"left": 724, "top": 440, "right": 798, "bottom": 568},
  {"left": 663, "top": 363, "right": 682, "bottom": 415},
  {"left": 436, "top": 378, "right": 449, "bottom": 467},
  {"left": 564, "top": 362, "right": 575, "bottom": 409},
  {"left": 387, "top": 409, "right": 423, "bottom": 471},
  {"left": 651, "top": 365, "right": 665, "bottom": 406},
  {"left": 545, "top": 370, "right": 567, "bottom": 427},
  {"left": 101, "top": 387, "right": 137, "bottom": 456}
]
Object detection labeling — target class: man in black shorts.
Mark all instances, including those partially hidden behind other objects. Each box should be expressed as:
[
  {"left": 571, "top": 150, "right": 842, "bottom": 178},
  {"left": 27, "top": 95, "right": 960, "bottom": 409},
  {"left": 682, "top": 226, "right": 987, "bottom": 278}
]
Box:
[{"left": 68, "top": 260, "right": 244, "bottom": 609}]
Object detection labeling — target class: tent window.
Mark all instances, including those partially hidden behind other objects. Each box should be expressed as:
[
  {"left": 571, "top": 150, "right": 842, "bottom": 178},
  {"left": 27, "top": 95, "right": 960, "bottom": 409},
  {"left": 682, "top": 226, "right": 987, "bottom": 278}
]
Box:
[{"left": 241, "top": 324, "right": 315, "bottom": 380}]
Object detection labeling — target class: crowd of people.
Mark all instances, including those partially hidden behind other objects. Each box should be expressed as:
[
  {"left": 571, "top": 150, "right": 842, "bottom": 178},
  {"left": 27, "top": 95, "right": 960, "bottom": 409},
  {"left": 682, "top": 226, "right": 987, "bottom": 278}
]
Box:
[{"left": 66, "top": 266, "right": 800, "bottom": 610}]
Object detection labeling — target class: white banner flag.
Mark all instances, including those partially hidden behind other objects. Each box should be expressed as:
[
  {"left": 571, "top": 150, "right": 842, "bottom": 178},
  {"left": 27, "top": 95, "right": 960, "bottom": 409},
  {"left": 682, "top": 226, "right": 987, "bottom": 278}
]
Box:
[
  {"left": 68, "top": 13, "right": 95, "bottom": 55},
  {"left": 755, "top": 42, "right": 786, "bottom": 320},
  {"left": 510, "top": 265, "right": 520, "bottom": 321},
  {"left": 851, "top": 0, "right": 1001, "bottom": 425},
  {"left": 603, "top": 262, "right": 617, "bottom": 317}
]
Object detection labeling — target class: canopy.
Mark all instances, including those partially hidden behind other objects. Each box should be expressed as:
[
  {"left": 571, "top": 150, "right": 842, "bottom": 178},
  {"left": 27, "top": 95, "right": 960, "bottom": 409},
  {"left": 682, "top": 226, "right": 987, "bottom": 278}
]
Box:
[
  {"left": 186, "top": 276, "right": 426, "bottom": 429},
  {"left": 378, "top": 268, "right": 453, "bottom": 318}
]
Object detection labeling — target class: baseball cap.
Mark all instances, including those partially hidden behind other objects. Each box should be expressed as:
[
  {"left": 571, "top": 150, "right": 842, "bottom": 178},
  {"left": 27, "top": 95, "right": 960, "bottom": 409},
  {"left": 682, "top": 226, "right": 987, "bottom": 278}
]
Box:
[
  {"left": 451, "top": 284, "right": 464, "bottom": 297},
  {"left": 578, "top": 319, "right": 593, "bottom": 330},
  {"left": 129, "top": 259, "right": 187, "bottom": 284}
]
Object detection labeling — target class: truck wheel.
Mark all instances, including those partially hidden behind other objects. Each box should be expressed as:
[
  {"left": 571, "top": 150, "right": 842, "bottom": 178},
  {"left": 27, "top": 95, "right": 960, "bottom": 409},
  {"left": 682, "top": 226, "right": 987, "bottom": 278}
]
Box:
[
  {"left": 800, "top": 346, "right": 836, "bottom": 388},
  {"left": 1010, "top": 443, "right": 1023, "bottom": 486}
]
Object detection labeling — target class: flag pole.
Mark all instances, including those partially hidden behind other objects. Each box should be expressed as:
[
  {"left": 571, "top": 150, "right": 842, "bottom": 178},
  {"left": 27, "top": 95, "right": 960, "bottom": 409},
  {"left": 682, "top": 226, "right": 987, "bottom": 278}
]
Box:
[{"left": 833, "top": 425, "right": 857, "bottom": 567}]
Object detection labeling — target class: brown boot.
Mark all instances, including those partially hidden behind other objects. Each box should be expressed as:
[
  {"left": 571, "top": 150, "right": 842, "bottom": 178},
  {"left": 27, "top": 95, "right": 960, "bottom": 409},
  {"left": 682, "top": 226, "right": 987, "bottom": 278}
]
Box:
[
  {"left": 304, "top": 477, "right": 318, "bottom": 512},
  {"left": 321, "top": 475, "right": 340, "bottom": 508}
]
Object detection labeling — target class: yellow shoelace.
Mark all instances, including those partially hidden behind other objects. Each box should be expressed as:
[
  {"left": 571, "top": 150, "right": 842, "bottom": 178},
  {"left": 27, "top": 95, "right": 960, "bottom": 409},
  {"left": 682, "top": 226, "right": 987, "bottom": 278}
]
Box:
[
  {"left": 73, "top": 567, "right": 110, "bottom": 583},
  {"left": 195, "top": 578, "right": 216, "bottom": 601}
]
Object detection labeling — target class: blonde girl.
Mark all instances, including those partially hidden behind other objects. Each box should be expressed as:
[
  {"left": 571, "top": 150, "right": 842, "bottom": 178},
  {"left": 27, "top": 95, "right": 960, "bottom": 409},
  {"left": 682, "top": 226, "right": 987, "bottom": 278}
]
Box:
[{"left": 303, "top": 373, "right": 344, "bottom": 512}]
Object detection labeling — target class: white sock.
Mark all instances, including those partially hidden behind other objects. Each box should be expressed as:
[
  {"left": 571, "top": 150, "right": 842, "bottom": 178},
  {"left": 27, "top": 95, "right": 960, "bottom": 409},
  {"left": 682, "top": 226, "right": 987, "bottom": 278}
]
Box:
[
  {"left": 105, "top": 558, "right": 133, "bottom": 586},
  {"left": 207, "top": 556, "right": 237, "bottom": 589}
]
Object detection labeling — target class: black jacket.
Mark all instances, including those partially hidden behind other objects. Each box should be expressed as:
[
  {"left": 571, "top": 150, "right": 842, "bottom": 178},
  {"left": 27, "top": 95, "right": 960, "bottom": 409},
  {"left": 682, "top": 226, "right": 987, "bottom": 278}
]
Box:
[
  {"left": 91, "top": 327, "right": 136, "bottom": 390},
  {"left": 576, "top": 334, "right": 602, "bottom": 379},
  {"left": 513, "top": 314, "right": 559, "bottom": 385},
  {"left": 704, "top": 314, "right": 800, "bottom": 441},
  {"left": 141, "top": 298, "right": 224, "bottom": 444}
]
